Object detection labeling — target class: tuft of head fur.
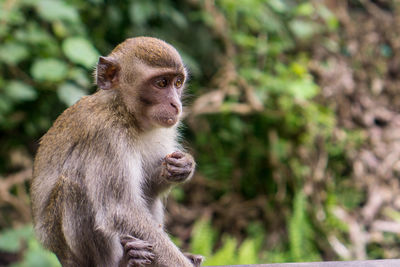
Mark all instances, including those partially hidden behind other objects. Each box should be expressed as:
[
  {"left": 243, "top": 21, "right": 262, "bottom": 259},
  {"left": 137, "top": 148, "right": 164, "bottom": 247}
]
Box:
[
  {"left": 110, "top": 37, "right": 183, "bottom": 69},
  {"left": 94, "top": 37, "right": 186, "bottom": 88}
]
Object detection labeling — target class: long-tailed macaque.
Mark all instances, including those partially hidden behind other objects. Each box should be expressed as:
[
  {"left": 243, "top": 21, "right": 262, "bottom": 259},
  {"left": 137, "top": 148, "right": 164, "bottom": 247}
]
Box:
[{"left": 31, "top": 37, "right": 203, "bottom": 267}]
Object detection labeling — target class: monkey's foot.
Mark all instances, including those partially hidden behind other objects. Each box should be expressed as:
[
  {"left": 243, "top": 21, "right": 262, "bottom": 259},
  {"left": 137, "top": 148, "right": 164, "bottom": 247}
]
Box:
[
  {"left": 161, "top": 151, "right": 195, "bottom": 183},
  {"left": 120, "top": 235, "right": 155, "bottom": 266},
  {"left": 184, "top": 253, "right": 204, "bottom": 267}
]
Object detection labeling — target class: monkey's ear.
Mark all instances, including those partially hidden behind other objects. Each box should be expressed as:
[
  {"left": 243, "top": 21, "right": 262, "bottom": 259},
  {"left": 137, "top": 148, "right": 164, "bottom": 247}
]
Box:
[{"left": 96, "top": 56, "right": 120, "bottom": 90}]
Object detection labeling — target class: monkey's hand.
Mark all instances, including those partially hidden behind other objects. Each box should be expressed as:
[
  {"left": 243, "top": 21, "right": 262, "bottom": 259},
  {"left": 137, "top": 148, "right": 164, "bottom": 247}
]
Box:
[
  {"left": 184, "top": 253, "right": 204, "bottom": 267},
  {"left": 161, "top": 151, "right": 195, "bottom": 183},
  {"left": 120, "top": 235, "right": 155, "bottom": 266}
]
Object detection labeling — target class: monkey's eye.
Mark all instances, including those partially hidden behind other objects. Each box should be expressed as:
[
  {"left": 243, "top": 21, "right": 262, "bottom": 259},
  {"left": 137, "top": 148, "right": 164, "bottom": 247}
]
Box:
[
  {"left": 175, "top": 78, "right": 183, "bottom": 88},
  {"left": 155, "top": 78, "right": 168, "bottom": 88}
]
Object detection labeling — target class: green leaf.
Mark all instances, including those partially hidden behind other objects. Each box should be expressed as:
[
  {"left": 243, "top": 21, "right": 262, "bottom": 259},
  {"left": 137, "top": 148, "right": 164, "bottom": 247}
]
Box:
[
  {"left": 180, "top": 52, "right": 201, "bottom": 77},
  {"left": 289, "top": 20, "right": 319, "bottom": 40},
  {"left": 296, "top": 3, "right": 314, "bottom": 16},
  {"left": 237, "top": 239, "right": 258, "bottom": 264},
  {"left": 0, "top": 97, "right": 12, "bottom": 114},
  {"left": 5, "top": 81, "right": 37, "bottom": 101},
  {"left": 15, "top": 238, "right": 61, "bottom": 267},
  {"left": 31, "top": 59, "right": 68, "bottom": 82},
  {"left": 0, "top": 43, "right": 29, "bottom": 65},
  {"left": 289, "top": 192, "right": 307, "bottom": 261},
  {"left": 35, "top": 0, "right": 79, "bottom": 22},
  {"left": 57, "top": 83, "right": 86, "bottom": 106},
  {"left": 15, "top": 23, "right": 53, "bottom": 45},
  {"left": 68, "top": 68, "right": 91, "bottom": 88},
  {"left": 21, "top": 0, "right": 41, "bottom": 4},
  {"left": 206, "top": 236, "right": 237, "bottom": 265},
  {"left": 0, "top": 24, "right": 7, "bottom": 38},
  {"left": 62, "top": 37, "right": 99, "bottom": 68},
  {"left": 288, "top": 192, "right": 321, "bottom": 262},
  {"left": 190, "top": 219, "right": 215, "bottom": 257},
  {"left": 233, "top": 33, "right": 257, "bottom": 48},
  {"left": 170, "top": 188, "right": 185, "bottom": 202},
  {"left": 0, "top": 5, "right": 25, "bottom": 25},
  {"left": 287, "top": 78, "right": 319, "bottom": 100},
  {"left": 129, "top": 1, "right": 155, "bottom": 25},
  {"left": 268, "top": 0, "right": 287, "bottom": 13},
  {"left": 0, "top": 225, "right": 34, "bottom": 252},
  {"left": 1, "top": 225, "right": 61, "bottom": 267},
  {"left": 168, "top": 9, "right": 188, "bottom": 28}
]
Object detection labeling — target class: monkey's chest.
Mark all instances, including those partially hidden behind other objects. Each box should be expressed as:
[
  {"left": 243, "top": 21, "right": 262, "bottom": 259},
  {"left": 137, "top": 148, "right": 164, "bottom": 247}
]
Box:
[
  {"left": 134, "top": 129, "right": 177, "bottom": 195},
  {"left": 135, "top": 148, "right": 169, "bottom": 195}
]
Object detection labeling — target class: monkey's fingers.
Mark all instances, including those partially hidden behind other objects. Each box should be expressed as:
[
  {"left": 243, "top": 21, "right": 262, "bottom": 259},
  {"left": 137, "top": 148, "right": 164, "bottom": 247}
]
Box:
[
  {"left": 120, "top": 234, "right": 136, "bottom": 244},
  {"left": 127, "top": 249, "right": 155, "bottom": 261},
  {"left": 121, "top": 235, "right": 148, "bottom": 245},
  {"left": 124, "top": 241, "right": 153, "bottom": 253},
  {"left": 184, "top": 253, "right": 204, "bottom": 267},
  {"left": 162, "top": 164, "right": 193, "bottom": 183},
  {"left": 166, "top": 164, "right": 192, "bottom": 176},
  {"left": 122, "top": 236, "right": 155, "bottom": 267},
  {"left": 162, "top": 172, "right": 188, "bottom": 182},
  {"left": 165, "top": 156, "right": 193, "bottom": 167},
  {"left": 167, "top": 151, "right": 185, "bottom": 159},
  {"left": 127, "top": 258, "right": 152, "bottom": 266},
  {"left": 121, "top": 235, "right": 153, "bottom": 252}
]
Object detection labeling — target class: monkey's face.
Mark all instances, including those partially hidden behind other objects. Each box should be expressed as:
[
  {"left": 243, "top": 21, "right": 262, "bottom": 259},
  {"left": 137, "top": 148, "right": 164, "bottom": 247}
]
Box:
[
  {"left": 137, "top": 68, "right": 185, "bottom": 128},
  {"left": 95, "top": 37, "right": 188, "bottom": 130}
]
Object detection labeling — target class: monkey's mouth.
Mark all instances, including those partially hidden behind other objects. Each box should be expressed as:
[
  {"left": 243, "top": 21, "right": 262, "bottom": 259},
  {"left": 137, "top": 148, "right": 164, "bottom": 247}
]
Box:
[{"left": 157, "top": 116, "right": 178, "bottom": 127}]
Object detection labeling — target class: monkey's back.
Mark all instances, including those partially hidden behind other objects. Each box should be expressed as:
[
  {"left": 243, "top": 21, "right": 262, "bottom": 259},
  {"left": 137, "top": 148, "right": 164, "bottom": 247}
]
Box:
[{"left": 31, "top": 90, "right": 131, "bottom": 251}]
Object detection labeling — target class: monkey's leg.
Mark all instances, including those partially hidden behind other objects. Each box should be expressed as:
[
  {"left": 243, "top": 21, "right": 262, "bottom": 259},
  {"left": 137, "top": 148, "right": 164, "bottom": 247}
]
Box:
[
  {"left": 100, "top": 202, "right": 193, "bottom": 266},
  {"left": 161, "top": 151, "right": 195, "bottom": 183},
  {"left": 184, "top": 253, "right": 204, "bottom": 267},
  {"left": 120, "top": 235, "right": 155, "bottom": 266},
  {"left": 60, "top": 176, "right": 121, "bottom": 267},
  {"left": 37, "top": 176, "right": 91, "bottom": 267}
]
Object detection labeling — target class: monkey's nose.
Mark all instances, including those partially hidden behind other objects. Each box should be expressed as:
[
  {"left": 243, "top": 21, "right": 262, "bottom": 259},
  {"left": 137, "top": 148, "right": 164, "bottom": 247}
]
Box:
[{"left": 170, "top": 102, "right": 180, "bottom": 115}]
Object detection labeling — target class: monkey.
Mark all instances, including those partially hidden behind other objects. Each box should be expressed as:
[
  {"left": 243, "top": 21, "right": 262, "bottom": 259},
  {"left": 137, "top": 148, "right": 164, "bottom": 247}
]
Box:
[{"left": 31, "top": 37, "right": 204, "bottom": 267}]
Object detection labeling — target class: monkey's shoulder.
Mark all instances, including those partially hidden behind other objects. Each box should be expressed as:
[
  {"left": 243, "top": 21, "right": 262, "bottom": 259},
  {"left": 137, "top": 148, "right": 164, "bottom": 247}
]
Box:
[
  {"left": 36, "top": 94, "right": 129, "bottom": 164},
  {"left": 45, "top": 93, "right": 126, "bottom": 137}
]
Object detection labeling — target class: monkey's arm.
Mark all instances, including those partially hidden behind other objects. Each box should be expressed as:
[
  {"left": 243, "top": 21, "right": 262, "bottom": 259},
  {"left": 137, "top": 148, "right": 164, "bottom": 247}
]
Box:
[
  {"left": 88, "top": 148, "right": 193, "bottom": 267},
  {"left": 81, "top": 127, "right": 195, "bottom": 266}
]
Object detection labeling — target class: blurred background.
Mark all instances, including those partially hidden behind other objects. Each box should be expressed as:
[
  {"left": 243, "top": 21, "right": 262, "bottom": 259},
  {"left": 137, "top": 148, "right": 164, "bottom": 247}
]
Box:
[{"left": 1, "top": 0, "right": 400, "bottom": 266}]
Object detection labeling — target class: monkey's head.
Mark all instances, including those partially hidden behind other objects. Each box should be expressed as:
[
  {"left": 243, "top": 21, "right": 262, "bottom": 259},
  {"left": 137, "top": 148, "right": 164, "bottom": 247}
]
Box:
[{"left": 96, "top": 37, "right": 187, "bottom": 130}]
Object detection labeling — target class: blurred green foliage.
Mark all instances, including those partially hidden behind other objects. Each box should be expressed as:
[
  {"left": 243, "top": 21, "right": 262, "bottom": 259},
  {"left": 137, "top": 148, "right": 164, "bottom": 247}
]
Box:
[
  {"left": 0, "top": 0, "right": 362, "bottom": 265},
  {"left": 191, "top": 218, "right": 260, "bottom": 265},
  {"left": 0, "top": 226, "right": 60, "bottom": 267}
]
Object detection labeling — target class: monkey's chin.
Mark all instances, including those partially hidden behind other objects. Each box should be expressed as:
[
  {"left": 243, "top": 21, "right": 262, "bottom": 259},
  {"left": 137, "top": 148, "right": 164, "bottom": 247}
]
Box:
[{"left": 156, "top": 117, "right": 178, "bottom": 128}]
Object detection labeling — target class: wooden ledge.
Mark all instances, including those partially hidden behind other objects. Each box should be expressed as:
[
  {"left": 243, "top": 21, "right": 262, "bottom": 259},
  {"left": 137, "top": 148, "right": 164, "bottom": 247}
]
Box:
[{"left": 210, "top": 259, "right": 400, "bottom": 267}]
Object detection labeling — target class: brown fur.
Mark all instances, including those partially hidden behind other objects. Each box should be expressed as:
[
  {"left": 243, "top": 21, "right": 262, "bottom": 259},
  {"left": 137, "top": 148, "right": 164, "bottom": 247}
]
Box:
[
  {"left": 112, "top": 37, "right": 182, "bottom": 69},
  {"left": 31, "top": 37, "right": 199, "bottom": 267}
]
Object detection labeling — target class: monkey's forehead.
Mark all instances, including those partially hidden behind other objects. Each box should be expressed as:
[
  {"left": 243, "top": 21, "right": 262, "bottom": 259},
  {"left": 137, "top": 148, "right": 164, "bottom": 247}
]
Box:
[{"left": 112, "top": 37, "right": 183, "bottom": 69}]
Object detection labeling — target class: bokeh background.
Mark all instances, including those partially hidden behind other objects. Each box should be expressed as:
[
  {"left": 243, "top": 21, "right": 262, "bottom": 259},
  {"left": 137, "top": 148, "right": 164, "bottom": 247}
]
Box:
[{"left": 1, "top": 0, "right": 400, "bottom": 266}]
